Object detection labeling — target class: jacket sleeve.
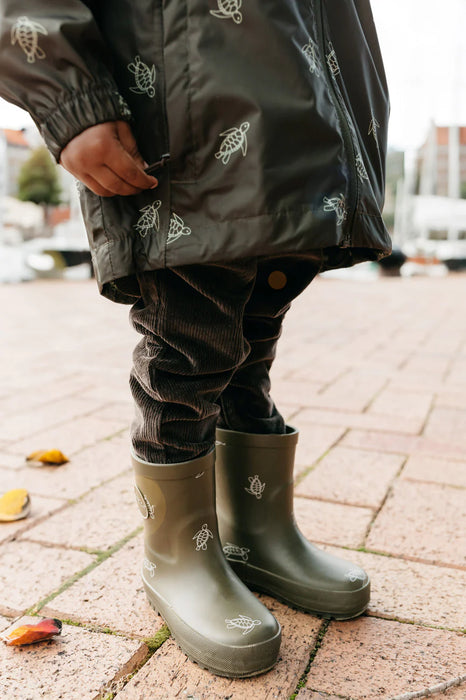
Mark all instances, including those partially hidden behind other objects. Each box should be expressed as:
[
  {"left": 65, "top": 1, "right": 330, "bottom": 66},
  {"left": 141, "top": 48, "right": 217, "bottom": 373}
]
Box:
[{"left": 0, "top": 1, "right": 132, "bottom": 161}]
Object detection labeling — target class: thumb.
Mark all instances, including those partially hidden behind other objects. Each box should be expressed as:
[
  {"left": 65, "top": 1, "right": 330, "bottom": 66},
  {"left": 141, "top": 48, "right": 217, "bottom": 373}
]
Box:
[{"left": 115, "top": 121, "right": 147, "bottom": 169}]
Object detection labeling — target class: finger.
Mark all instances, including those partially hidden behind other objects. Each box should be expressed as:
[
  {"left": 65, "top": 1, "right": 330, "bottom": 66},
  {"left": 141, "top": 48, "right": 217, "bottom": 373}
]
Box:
[
  {"left": 81, "top": 173, "right": 115, "bottom": 197},
  {"left": 105, "top": 146, "right": 159, "bottom": 192},
  {"left": 116, "top": 121, "right": 146, "bottom": 169},
  {"left": 93, "top": 164, "right": 147, "bottom": 196}
]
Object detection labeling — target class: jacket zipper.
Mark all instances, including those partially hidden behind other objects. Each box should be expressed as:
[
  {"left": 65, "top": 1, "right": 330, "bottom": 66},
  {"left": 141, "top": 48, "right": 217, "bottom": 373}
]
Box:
[{"left": 315, "top": 0, "right": 358, "bottom": 246}]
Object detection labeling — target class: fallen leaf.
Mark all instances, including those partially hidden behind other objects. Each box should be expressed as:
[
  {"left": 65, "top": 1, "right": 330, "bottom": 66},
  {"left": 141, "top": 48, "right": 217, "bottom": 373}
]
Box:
[
  {"left": 2, "top": 618, "right": 62, "bottom": 646},
  {"left": 0, "top": 488, "right": 31, "bottom": 522},
  {"left": 26, "top": 449, "right": 69, "bottom": 466}
]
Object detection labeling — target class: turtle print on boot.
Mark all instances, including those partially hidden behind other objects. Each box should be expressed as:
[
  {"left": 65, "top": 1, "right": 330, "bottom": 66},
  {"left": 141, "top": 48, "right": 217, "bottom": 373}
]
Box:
[
  {"left": 215, "top": 427, "right": 371, "bottom": 620},
  {"left": 132, "top": 448, "right": 281, "bottom": 677}
]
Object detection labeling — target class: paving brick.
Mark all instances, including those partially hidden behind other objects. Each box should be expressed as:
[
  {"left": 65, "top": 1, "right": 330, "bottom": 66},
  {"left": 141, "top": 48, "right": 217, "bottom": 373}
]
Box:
[
  {"left": 0, "top": 616, "right": 146, "bottom": 700},
  {"left": 298, "top": 407, "right": 423, "bottom": 435},
  {"left": 296, "top": 691, "right": 342, "bottom": 700},
  {"left": 0, "top": 613, "right": 14, "bottom": 632},
  {"left": 403, "top": 454, "right": 466, "bottom": 488},
  {"left": 0, "top": 436, "right": 131, "bottom": 500},
  {"left": 294, "top": 424, "right": 346, "bottom": 473},
  {"left": 0, "top": 541, "right": 94, "bottom": 615},
  {"left": 367, "top": 481, "right": 466, "bottom": 568},
  {"left": 115, "top": 596, "right": 322, "bottom": 699},
  {"left": 303, "top": 370, "right": 387, "bottom": 413},
  {"left": 323, "top": 546, "right": 466, "bottom": 631},
  {"left": 304, "top": 617, "right": 466, "bottom": 699},
  {"left": 42, "top": 538, "right": 163, "bottom": 638},
  {"left": 9, "top": 414, "right": 128, "bottom": 457},
  {"left": 0, "top": 374, "right": 92, "bottom": 419},
  {"left": 0, "top": 397, "right": 102, "bottom": 443},
  {"left": 0, "top": 495, "right": 66, "bottom": 545},
  {"left": 436, "top": 390, "right": 466, "bottom": 410},
  {"left": 439, "top": 682, "right": 466, "bottom": 698},
  {"left": 341, "top": 429, "right": 416, "bottom": 455},
  {"left": 423, "top": 406, "right": 466, "bottom": 447},
  {"left": 294, "top": 497, "right": 372, "bottom": 549},
  {"left": 296, "top": 447, "right": 403, "bottom": 508},
  {"left": 341, "top": 429, "right": 466, "bottom": 461},
  {"left": 22, "top": 473, "right": 139, "bottom": 551},
  {"left": 367, "top": 387, "right": 433, "bottom": 424},
  {"left": 0, "top": 450, "right": 29, "bottom": 469}
]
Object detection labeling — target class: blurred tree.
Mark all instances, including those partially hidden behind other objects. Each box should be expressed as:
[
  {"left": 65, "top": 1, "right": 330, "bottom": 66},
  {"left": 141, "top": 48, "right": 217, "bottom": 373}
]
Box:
[{"left": 17, "top": 146, "right": 61, "bottom": 234}]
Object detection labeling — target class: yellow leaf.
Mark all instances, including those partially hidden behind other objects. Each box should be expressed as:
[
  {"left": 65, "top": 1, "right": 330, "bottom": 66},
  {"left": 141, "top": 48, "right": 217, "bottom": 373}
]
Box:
[
  {"left": 2, "top": 618, "right": 62, "bottom": 646},
  {"left": 26, "top": 449, "right": 69, "bottom": 465},
  {"left": 0, "top": 488, "right": 31, "bottom": 522}
]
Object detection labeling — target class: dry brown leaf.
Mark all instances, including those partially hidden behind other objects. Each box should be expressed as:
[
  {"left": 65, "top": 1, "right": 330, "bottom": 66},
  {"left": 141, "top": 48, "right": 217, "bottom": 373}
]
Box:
[
  {"left": 26, "top": 449, "right": 69, "bottom": 466},
  {"left": 2, "top": 618, "right": 62, "bottom": 646},
  {"left": 0, "top": 488, "right": 31, "bottom": 522}
]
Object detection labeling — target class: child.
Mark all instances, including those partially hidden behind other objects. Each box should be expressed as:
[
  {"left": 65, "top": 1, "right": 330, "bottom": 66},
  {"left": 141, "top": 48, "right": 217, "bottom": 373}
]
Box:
[{"left": 0, "top": 0, "right": 391, "bottom": 677}]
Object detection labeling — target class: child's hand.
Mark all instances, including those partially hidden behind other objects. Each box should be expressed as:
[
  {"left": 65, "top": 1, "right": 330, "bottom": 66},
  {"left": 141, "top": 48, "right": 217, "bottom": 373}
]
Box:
[{"left": 59, "top": 121, "right": 159, "bottom": 196}]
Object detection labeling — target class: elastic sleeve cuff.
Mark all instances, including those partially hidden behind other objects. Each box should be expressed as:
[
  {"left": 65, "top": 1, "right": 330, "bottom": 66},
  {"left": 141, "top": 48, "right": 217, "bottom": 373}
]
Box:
[{"left": 37, "top": 82, "right": 132, "bottom": 162}]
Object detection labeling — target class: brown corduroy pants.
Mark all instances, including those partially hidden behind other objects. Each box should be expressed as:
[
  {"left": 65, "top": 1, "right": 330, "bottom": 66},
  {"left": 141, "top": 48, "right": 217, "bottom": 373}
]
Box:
[{"left": 129, "top": 255, "right": 321, "bottom": 463}]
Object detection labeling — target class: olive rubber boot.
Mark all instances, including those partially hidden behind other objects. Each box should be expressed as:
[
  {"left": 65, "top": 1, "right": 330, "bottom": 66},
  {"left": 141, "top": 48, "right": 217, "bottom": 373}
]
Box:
[
  {"left": 215, "top": 427, "right": 370, "bottom": 620},
  {"left": 132, "top": 448, "right": 281, "bottom": 677}
]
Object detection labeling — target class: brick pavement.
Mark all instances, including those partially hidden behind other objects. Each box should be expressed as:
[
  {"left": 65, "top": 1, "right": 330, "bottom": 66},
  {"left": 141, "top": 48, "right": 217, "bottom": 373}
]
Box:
[{"left": 0, "top": 274, "right": 465, "bottom": 700}]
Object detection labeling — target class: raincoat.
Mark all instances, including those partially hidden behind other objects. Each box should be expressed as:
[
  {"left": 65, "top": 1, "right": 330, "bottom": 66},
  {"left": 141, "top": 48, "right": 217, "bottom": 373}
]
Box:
[{"left": 0, "top": 0, "right": 391, "bottom": 303}]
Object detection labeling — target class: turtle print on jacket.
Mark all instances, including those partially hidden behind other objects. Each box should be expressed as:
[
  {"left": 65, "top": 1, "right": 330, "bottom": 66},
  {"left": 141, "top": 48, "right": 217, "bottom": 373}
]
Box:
[
  {"left": 135, "top": 201, "right": 161, "bottom": 237},
  {"left": 244, "top": 475, "right": 266, "bottom": 499},
  {"left": 11, "top": 17, "right": 47, "bottom": 63},
  {"left": 326, "top": 41, "right": 340, "bottom": 78},
  {"left": 323, "top": 194, "right": 347, "bottom": 227},
  {"left": 215, "top": 122, "right": 250, "bottom": 164},
  {"left": 225, "top": 615, "right": 262, "bottom": 636},
  {"left": 301, "top": 37, "right": 321, "bottom": 76},
  {"left": 210, "top": 0, "right": 243, "bottom": 24},
  {"left": 167, "top": 213, "right": 192, "bottom": 245},
  {"left": 127, "top": 56, "right": 156, "bottom": 98}
]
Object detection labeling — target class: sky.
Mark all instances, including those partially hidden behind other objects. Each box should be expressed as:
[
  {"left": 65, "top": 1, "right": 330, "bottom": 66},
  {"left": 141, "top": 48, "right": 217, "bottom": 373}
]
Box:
[{"left": 0, "top": 0, "right": 465, "bottom": 151}]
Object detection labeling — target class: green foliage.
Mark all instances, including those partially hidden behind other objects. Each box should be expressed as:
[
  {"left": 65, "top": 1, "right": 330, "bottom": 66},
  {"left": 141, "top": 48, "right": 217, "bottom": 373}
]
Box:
[{"left": 17, "top": 145, "right": 61, "bottom": 206}]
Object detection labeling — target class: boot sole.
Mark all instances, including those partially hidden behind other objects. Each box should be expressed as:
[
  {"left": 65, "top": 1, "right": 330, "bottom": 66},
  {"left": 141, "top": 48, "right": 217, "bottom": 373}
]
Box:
[
  {"left": 143, "top": 583, "right": 281, "bottom": 678},
  {"left": 232, "top": 567, "right": 370, "bottom": 621}
]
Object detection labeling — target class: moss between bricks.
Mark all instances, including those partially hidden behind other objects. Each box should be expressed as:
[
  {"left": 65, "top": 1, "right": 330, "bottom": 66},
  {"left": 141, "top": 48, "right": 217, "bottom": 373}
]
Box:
[
  {"left": 289, "top": 618, "right": 330, "bottom": 700},
  {"left": 25, "top": 525, "right": 143, "bottom": 615}
]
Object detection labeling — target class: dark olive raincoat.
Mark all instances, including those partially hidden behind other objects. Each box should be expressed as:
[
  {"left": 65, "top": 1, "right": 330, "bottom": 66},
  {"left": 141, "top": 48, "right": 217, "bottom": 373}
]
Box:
[{"left": 0, "top": 0, "right": 391, "bottom": 303}]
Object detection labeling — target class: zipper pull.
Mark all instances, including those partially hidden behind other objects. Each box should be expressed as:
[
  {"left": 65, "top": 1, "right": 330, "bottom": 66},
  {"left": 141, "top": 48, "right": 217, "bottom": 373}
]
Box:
[{"left": 144, "top": 153, "right": 171, "bottom": 175}]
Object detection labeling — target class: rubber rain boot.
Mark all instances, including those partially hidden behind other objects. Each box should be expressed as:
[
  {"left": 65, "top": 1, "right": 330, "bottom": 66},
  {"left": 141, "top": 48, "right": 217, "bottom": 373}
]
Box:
[
  {"left": 132, "top": 448, "right": 281, "bottom": 677},
  {"left": 215, "top": 427, "right": 370, "bottom": 620}
]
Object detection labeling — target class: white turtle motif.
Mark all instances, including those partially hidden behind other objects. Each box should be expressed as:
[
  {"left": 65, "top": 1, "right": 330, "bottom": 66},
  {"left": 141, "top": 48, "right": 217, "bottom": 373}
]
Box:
[
  {"left": 135, "top": 200, "right": 161, "bottom": 237},
  {"left": 326, "top": 41, "right": 340, "bottom": 77},
  {"left": 301, "top": 37, "right": 321, "bottom": 76},
  {"left": 323, "top": 193, "right": 347, "bottom": 226},
  {"left": 215, "top": 122, "right": 250, "bottom": 165},
  {"left": 355, "top": 153, "right": 369, "bottom": 182},
  {"left": 116, "top": 93, "right": 132, "bottom": 119},
  {"left": 143, "top": 557, "right": 157, "bottom": 578},
  {"left": 167, "top": 213, "right": 192, "bottom": 245},
  {"left": 223, "top": 542, "right": 250, "bottom": 562},
  {"left": 11, "top": 16, "right": 48, "bottom": 64},
  {"left": 368, "top": 115, "right": 380, "bottom": 146},
  {"left": 193, "top": 523, "right": 214, "bottom": 551},
  {"left": 128, "top": 56, "right": 156, "bottom": 98},
  {"left": 244, "top": 475, "right": 266, "bottom": 500},
  {"left": 134, "top": 484, "right": 155, "bottom": 520},
  {"left": 225, "top": 614, "right": 262, "bottom": 636},
  {"left": 210, "top": 0, "right": 243, "bottom": 24},
  {"left": 344, "top": 568, "right": 366, "bottom": 583}
]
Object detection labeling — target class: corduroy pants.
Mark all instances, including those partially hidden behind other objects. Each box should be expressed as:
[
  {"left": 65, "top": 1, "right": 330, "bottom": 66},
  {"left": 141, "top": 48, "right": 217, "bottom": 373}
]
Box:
[{"left": 129, "top": 255, "right": 321, "bottom": 463}]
